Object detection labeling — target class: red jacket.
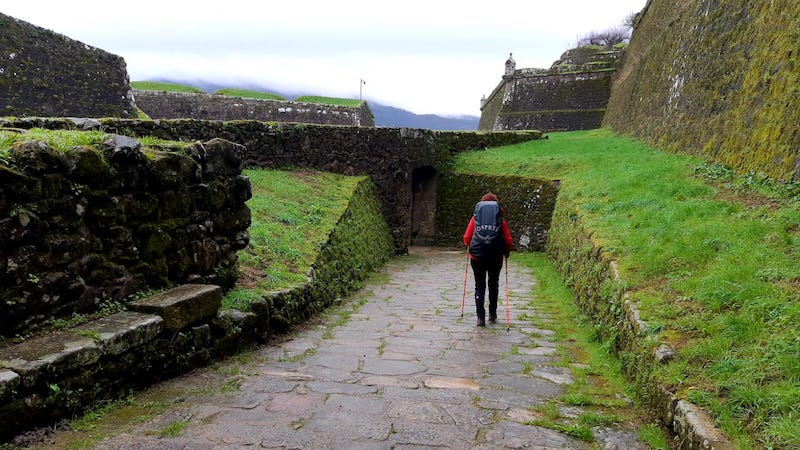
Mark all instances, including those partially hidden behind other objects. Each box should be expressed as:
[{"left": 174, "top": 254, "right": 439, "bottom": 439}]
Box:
[{"left": 463, "top": 216, "right": 513, "bottom": 260}]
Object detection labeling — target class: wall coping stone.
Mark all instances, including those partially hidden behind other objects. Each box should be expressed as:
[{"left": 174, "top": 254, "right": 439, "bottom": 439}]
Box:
[
  {"left": 128, "top": 284, "right": 222, "bottom": 331},
  {"left": 72, "top": 311, "right": 164, "bottom": 356},
  {"left": 673, "top": 400, "right": 734, "bottom": 450},
  {"left": 0, "top": 332, "right": 100, "bottom": 388}
]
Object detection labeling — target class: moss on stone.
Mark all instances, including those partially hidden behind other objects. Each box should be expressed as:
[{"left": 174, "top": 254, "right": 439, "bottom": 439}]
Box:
[{"left": 605, "top": 0, "right": 800, "bottom": 181}]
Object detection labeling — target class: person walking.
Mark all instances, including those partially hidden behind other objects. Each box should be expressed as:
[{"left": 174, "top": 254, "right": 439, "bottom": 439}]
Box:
[{"left": 463, "top": 193, "right": 513, "bottom": 326}]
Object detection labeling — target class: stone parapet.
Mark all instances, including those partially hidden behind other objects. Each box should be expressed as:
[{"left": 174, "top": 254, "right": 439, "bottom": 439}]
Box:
[
  {"left": 0, "top": 132, "right": 251, "bottom": 338},
  {"left": 0, "top": 175, "right": 394, "bottom": 442}
]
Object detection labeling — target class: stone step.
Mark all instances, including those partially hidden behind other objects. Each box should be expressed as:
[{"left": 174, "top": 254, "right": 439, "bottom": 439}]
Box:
[
  {"left": 128, "top": 284, "right": 221, "bottom": 331},
  {"left": 0, "top": 311, "right": 163, "bottom": 390}
]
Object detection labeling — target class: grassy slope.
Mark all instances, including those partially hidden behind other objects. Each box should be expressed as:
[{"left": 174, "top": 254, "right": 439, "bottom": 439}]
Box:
[
  {"left": 294, "top": 96, "right": 362, "bottom": 107},
  {"left": 129, "top": 81, "right": 204, "bottom": 93},
  {"left": 212, "top": 89, "right": 285, "bottom": 100},
  {"left": 519, "top": 252, "right": 669, "bottom": 449},
  {"left": 454, "top": 129, "right": 800, "bottom": 448},
  {"left": 222, "top": 169, "right": 363, "bottom": 310}
]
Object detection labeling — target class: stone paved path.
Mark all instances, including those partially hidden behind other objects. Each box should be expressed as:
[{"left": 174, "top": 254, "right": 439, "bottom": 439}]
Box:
[{"left": 76, "top": 247, "right": 646, "bottom": 449}]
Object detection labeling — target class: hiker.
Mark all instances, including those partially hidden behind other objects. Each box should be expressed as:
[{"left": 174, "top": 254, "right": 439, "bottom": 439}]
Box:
[{"left": 463, "top": 193, "right": 513, "bottom": 326}]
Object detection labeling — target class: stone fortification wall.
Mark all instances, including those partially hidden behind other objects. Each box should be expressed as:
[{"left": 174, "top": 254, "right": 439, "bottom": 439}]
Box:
[
  {"left": 0, "top": 133, "right": 251, "bottom": 339},
  {"left": 435, "top": 173, "right": 560, "bottom": 251},
  {"left": 604, "top": 0, "right": 800, "bottom": 181},
  {"left": 480, "top": 48, "right": 620, "bottom": 132},
  {"left": 0, "top": 13, "right": 136, "bottom": 118},
  {"left": 1, "top": 118, "right": 541, "bottom": 253},
  {"left": 134, "top": 90, "right": 375, "bottom": 127},
  {"left": 481, "top": 70, "right": 614, "bottom": 132}
]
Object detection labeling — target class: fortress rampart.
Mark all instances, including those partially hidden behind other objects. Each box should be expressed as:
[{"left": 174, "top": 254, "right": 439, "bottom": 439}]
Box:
[
  {"left": 604, "top": 0, "right": 800, "bottom": 181},
  {"left": 134, "top": 90, "right": 375, "bottom": 127}
]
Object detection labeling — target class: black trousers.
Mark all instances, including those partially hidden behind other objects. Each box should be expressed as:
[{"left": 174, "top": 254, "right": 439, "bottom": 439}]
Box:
[{"left": 471, "top": 256, "right": 503, "bottom": 318}]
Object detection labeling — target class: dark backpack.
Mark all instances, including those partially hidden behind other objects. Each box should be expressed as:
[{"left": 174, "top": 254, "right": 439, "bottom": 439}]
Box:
[{"left": 469, "top": 201, "right": 505, "bottom": 259}]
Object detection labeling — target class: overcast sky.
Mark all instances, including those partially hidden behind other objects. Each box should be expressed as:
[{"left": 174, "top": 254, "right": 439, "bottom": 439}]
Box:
[{"left": 3, "top": 1, "right": 647, "bottom": 117}]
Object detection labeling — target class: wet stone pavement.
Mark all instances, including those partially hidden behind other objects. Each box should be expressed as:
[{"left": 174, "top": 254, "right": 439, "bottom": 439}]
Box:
[{"left": 85, "top": 247, "right": 647, "bottom": 449}]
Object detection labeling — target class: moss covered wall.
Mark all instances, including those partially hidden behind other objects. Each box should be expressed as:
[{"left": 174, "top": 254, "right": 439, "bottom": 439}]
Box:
[
  {"left": 0, "top": 135, "right": 251, "bottom": 338},
  {"left": 605, "top": 0, "right": 800, "bottom": 181},
  {"left": 134, "top": 90, "right": 375, "bottom": 126},
  {"left": 252, "top": 177, "right": 395, "bottom": 333},
  {"left": 0, "top": 13, "right": 136, "bottom": 118},
  {"left": 0, "top": 177, "right": 393, "bottom": 440},
  {"left": 1, "top": 118, "right": 541, "bottom": 253},
  {"left": 478, "top": 82, "right": 506, "bottom": 130},
  {"left": 435, "top": 173, "right": 559, "bottom": 251}
]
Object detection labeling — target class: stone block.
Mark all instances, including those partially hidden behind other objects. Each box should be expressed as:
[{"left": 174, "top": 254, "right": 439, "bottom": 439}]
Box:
[
  {"left": 0, "top": 332, "right": 100, "bottom": 388},
  {"left": 73, "top": 311, "right": 164, "bottom": 356},
  {"left": 0, "top": 370, "right": 20, "bottom": 401},
  {"left": 128, "top": 284, "right": 222, "bottom": 331}
]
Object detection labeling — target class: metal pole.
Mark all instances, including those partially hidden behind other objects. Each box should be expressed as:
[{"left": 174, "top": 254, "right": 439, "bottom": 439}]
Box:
[
  {"left": 461, "top": 253, "right": 469, "bottom": 317},
  {"left": 505, "top": 255, "right": 510, "bottom": 332}
]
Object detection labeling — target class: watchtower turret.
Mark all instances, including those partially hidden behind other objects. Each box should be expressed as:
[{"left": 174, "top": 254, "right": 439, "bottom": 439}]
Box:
[{"left": 503, "top": 53, "right": 516, "bottom": 79}]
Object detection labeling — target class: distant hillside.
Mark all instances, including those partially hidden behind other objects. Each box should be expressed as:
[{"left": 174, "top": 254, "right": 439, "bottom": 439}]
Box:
[
  {"left": 140, "top": 78, "right": 477, "bottom": 131},
  {"left": 369, "top": 103, "right": 478, "bottom": 130}
]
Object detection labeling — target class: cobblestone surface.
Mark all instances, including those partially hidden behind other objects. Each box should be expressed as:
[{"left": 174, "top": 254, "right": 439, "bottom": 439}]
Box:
[{"left": 76, "top": 247, "right": 647, "bottom": 449}]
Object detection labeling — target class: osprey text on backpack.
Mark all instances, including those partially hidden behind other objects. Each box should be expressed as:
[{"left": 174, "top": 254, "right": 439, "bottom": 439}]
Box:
[{"left": 469, "top": 201, "right": 505, "bottom": 259}]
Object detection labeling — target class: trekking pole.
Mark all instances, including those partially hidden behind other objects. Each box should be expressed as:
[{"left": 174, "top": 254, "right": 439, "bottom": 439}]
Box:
[
  {"left": 505, "top": 255, "right": 510, "bottom": 332},
  {"left": 461, "top": 253, "right": 469, "bottom": 317}
]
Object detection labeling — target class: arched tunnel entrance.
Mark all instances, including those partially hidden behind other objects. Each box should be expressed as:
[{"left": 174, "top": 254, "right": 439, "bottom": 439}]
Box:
[{"left": 411, "top": 166, "right": 438, "bottom": 245}]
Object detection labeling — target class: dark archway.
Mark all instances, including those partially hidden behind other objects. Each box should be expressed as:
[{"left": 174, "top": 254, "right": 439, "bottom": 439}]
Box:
[{"left": 411, "top": 166, "right": 439, "bottom": 245}]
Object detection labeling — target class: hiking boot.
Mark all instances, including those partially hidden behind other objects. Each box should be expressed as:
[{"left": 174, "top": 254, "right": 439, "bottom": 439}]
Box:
[
  {"left": 477, "top": 317, "right": 486, "bottom": 327},
  {"left": 489, "top": 314, "right": 497, "bottom": 323}
]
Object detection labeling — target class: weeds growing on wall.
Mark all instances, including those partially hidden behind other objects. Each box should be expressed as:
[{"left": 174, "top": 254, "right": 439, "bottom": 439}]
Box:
[{"left": 454, "top": 129, "right": 800, "bottom": 448}]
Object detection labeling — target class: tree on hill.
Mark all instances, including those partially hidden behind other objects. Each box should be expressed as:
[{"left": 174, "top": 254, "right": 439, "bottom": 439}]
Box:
[{"left": 575, "top": 26, "right": 630, "bottom": 47}]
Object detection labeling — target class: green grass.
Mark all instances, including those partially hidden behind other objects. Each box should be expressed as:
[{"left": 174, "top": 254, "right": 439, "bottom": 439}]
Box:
[
  {"left": 155, "top": 419, "right": 190, "bottom": 437},
  {"left": 130, "top": 81, "right": 204, "bottom": 93},
  {"left": 212, "top": 89, "right": 285, "bottom": 100},
  {"left": 294, "top": 96, "right": 362, "bottom": 107},
  {"left": 0, "top": 129, "right": 189, "bottom": 159},
  {"left": 221, "top": 169, "right": 362, "bottom": 310},
  {"left": 517, "top": 252, "right": 665, "bottom": 444},
  {"left": 456, "top": 129, "right": 800, "bottom": 448}
]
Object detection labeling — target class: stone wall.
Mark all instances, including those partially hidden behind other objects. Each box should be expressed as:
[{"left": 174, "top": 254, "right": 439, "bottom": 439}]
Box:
[
  {"left": 0, "top": 176, "right": 395, "bottom": 441},
  {"left": 545, "top": 196, "right": 731, "bottom": 450},
  {"left": 1, "top": 118, "right": 541, "bottom": 253},
  {"left": 134, "top": 90, "right": 375, "bottom": 126},
  {"left": 435, "top": 173, "right": 560, "bottom": 251},
  {"left": 0, "top": 13, "right": 136, "bottom": 118},
  {"left": 480, "top": 48, "right": 620, "bottom": 132},
  {"left": 0, "top": 133, "right": 251, "bottom": 338},
  {"left": 604, "top": 0, "right": 800, "bottom": 182}
]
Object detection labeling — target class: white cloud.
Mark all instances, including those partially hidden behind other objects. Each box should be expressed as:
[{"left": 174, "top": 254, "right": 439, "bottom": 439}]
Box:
[{"left": 3, "top": 0, "right": 647, "bottom": 116}]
